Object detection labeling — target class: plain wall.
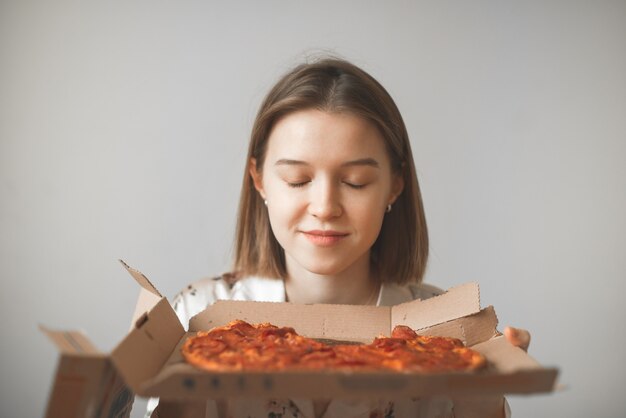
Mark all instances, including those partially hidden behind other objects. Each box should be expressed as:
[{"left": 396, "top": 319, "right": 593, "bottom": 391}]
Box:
[{"left": 1, "top": 1, "right": 625, "bottom": 417}]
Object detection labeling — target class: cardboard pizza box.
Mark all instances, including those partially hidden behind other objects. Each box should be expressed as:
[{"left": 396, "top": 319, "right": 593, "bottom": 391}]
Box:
[
  {"left": 113, "top": 262, "right": 558, "bottom": 400},
  {"left": 43, "top": 261, "right": 559, "bottom": 417}
]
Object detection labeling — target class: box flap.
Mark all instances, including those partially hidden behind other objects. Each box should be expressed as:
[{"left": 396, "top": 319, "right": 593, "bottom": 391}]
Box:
[
  {"left": 417, "top": 306, "right": 499, "bottom": 346},
  {"left": 111, "top": 297, "right": 185, "bottom": 393},
  {"left": 130, "top": 288, "right": 163, "bottom": 332},
  {"left": 41, "top": 327, "right": 133, "bottom": 418},
  {"left": 120, "top": 260, "right": 164, "bottom": 331},
  {"left": 391, "top": 282, "right": 481, "bottom": 331},
  {"left": 40, "top": 326, "right": 101, "bottom": 355},
  {"left": 119, "top": 259, "right": 162, "bottom": 297},
  {"left": 189, "top": 300, "right": 390, "bottom": 342}
]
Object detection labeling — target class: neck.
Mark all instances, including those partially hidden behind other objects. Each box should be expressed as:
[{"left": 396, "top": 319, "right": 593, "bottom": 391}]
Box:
[{"left": 283, "top": 252, "right": 380, "bottom": 305}]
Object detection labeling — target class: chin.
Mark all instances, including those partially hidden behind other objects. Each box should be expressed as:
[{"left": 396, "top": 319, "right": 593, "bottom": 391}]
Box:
[
  {"left": 301, "top": 261, "right": 352, "bottom": 276},
  {"left": 284, "top": 247, "right": 368, "bottom": 277}
]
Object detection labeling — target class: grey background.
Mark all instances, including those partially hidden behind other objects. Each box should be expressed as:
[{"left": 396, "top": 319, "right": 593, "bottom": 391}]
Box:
[{"left": 1, "top": 1, "right": 625, "bottom": 417}]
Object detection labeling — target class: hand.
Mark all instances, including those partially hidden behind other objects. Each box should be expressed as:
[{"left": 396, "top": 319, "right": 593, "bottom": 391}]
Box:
[{"left": 504, "top": 326, "right": 531, "bottom": 352}]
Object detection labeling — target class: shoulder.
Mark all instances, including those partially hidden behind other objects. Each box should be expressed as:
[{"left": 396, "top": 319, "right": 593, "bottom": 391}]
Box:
[
  {"left": 408, "top": 282, "right": 445, "bottom": 300},
  {"left": 171, "top": 273, "right": 286, "bottom": 330},
  {"left": 379, "top": 281, "right": 444, "bottom": 306}
]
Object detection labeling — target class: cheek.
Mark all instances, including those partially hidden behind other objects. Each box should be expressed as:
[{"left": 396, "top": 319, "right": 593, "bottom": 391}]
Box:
[
  {"left": 350, "top": 189, "right": 388, "bottom": 215},
  {"left": 360, "top": 208, "right": 386, "bottom": 238},
  {"left": 265, "top": 191, "right": 304, "bottom": 230},
  {"left": 349, "top": 194, "right": 387, "bottom": 235}
]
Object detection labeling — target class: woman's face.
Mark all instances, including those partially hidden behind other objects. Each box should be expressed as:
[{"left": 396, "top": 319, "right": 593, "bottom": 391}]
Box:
[{"left": 250, "top": 109, "right": 403, "bottom": 277}]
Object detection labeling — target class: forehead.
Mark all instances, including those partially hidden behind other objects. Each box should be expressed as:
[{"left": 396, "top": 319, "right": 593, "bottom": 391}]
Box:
[{"left": 264, "top": 109, "right": 390, "bottom": 167}]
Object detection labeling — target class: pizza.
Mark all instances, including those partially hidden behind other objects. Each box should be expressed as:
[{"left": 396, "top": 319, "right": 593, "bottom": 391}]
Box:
[{"left": 181, "top": 320, "right": 486, "bottom": 373}]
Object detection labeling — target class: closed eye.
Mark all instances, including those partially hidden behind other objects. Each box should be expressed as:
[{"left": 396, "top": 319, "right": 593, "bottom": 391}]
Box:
[
  {"left": 287, "top": 181, "right": 310, "bottom": 188},
  {"left": 344, "top": 182, "right": 367, "bottom": 189},
  {"left": 286, "top": 180, "right": 368, "bottom": 189}
]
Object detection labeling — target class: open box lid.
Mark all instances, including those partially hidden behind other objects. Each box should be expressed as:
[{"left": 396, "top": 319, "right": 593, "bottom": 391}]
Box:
[{"left": 187, "top": 282, "right": 482, "bottom": 342}]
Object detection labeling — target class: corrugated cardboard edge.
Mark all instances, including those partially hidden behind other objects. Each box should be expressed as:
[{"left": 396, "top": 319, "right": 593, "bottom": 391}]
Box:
[
  {"left": 118, "top": 260, "right": 161, "bottom": 297},
  {"left": 391, "top": 282, "right": 481, "bottom": 331}
]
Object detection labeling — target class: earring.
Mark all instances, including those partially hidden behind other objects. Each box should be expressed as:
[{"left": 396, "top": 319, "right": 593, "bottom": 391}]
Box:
[
  {"left": 264, "top": 200, "right": 268, "bottom": 206},
  {"left": 386, "top": 204, "right": 392, "bottom": 213}
]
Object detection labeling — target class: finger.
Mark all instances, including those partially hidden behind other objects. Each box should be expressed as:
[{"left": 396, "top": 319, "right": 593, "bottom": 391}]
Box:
[{"left": 504, "top": 326, "right": 531, "bottom": 352}]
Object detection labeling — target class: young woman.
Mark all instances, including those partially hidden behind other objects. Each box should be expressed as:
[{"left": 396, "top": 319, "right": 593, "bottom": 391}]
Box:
[{"left": 148, "top": 57, "right": 530, "bottom": 418}]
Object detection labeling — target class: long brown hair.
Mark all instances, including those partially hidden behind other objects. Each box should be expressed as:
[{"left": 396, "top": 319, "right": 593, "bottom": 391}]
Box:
[{"left": 233, "top": 57, "right": 429, "bottom": 284}]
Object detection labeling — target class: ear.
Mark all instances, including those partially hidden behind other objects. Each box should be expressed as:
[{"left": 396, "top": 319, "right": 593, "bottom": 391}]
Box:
[
  {"left": 389, "top": 172, "right": 404, "bottom": 206},
  {"left": 249, "top": 158, "right": 266, "bottom": 199}
]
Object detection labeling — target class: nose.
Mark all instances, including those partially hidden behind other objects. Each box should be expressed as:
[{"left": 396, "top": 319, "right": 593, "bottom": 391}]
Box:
[{"left": 307, "top": 179, "right": 342, "bottom": 219}]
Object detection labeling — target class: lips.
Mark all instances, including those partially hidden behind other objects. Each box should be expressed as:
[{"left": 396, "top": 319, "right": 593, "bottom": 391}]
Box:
[{"left": 301, "top": 230, "right": 349, "bottom": 246}]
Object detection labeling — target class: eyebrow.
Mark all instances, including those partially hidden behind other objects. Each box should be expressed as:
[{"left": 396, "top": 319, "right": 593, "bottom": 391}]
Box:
[{"left": 274, "top": 158, "right": 380, "bottom": 168}]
